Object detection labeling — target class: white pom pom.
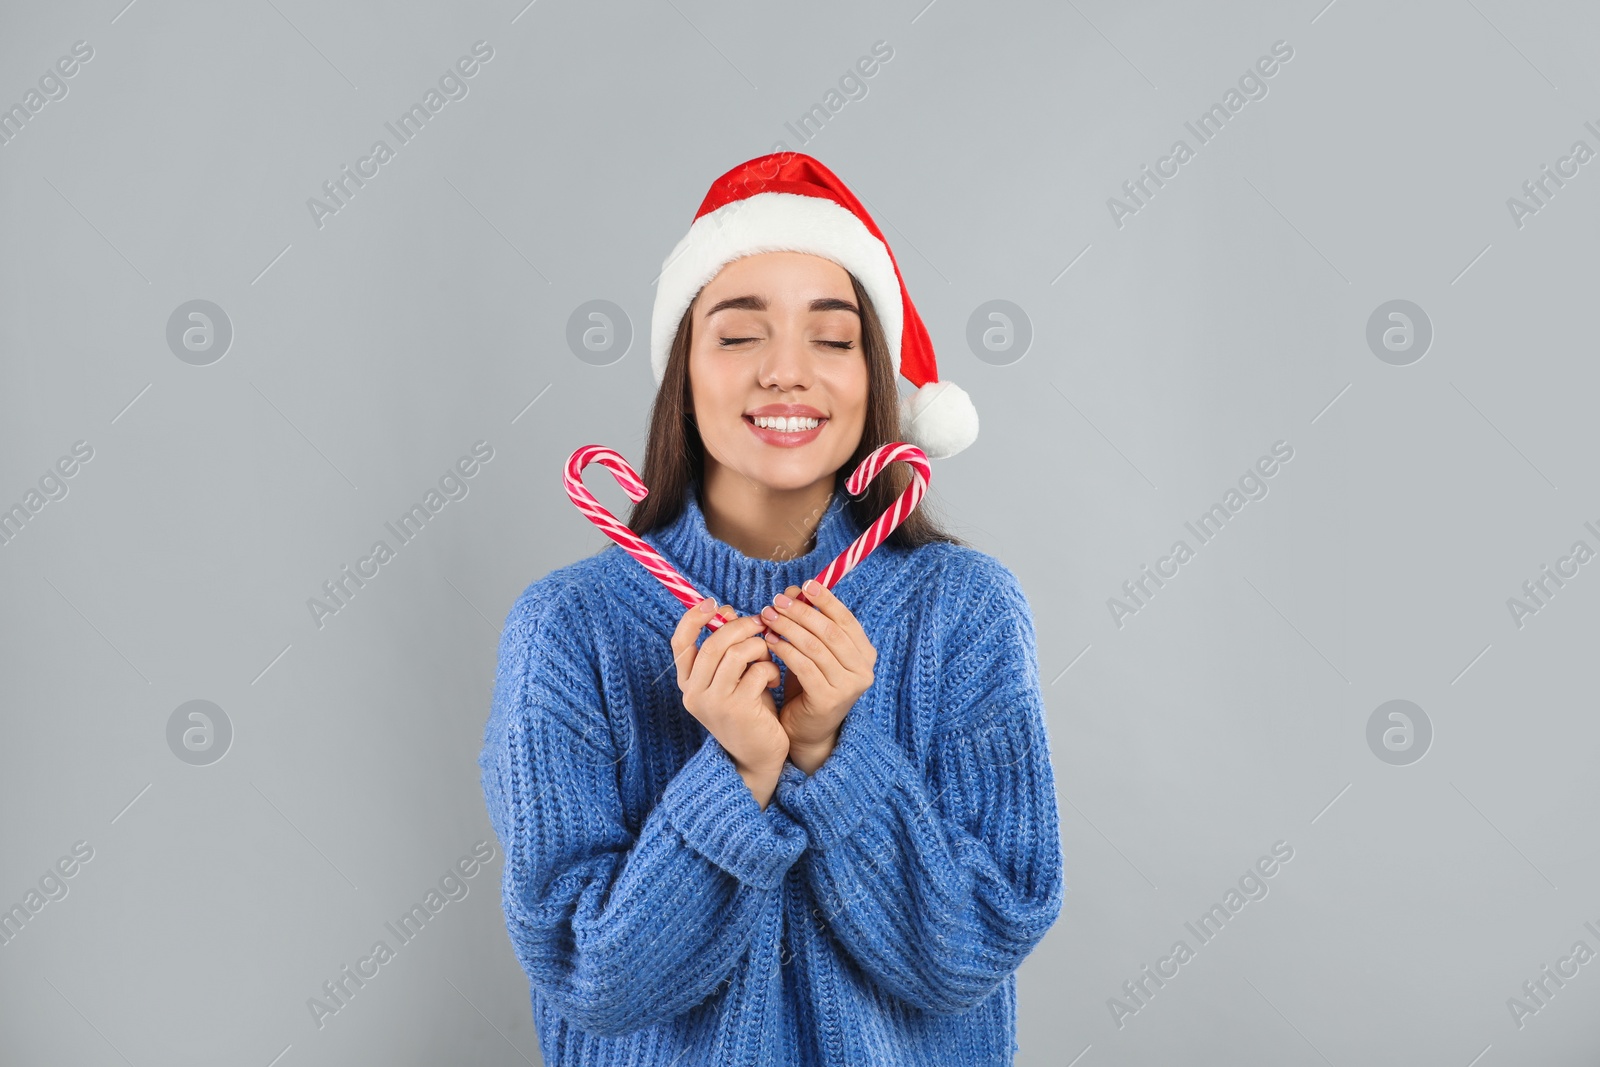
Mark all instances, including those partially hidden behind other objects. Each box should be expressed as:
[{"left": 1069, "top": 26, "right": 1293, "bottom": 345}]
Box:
[{"left": 898, "top": 380, "right": 979, "bottom": 460}]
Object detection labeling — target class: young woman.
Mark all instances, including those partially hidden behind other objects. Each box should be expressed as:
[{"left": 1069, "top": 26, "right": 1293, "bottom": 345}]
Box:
[{"left": 480, "top": 153, "right": 1063, "bottom": 1066}]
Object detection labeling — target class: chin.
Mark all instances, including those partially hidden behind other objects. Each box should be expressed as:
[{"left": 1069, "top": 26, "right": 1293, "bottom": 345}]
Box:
[
  {"left": 745, "top": 467, "right": 829, "bottom": 492},
  {"left": 726, "top": 455, "right": 839, "bottom": 493}
]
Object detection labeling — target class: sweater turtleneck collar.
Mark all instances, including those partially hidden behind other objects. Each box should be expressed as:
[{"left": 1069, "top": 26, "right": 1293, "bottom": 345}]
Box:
[{"left": 635, "top": 478, "right": 866, "bottom": 618}]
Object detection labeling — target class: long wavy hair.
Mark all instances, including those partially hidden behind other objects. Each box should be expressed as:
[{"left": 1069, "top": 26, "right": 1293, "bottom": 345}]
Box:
[{"left": 625, "top": 268, "right": 967, "bottom": 554}]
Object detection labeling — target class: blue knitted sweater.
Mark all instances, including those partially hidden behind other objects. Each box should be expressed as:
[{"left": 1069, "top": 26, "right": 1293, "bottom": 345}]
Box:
[{"left": 478, "top": 479, "right": 1064, "bottom": 1066}]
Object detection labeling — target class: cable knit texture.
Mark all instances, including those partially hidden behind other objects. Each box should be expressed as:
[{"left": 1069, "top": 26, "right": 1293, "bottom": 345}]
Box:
[{"left": 479, "top": 478, "right": 1064, "bottom": 1066}]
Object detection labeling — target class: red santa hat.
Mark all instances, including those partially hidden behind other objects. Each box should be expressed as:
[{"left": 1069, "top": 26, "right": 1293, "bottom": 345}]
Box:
[{"left": 650, "top": 152, "right": 979, "bottom": 460}]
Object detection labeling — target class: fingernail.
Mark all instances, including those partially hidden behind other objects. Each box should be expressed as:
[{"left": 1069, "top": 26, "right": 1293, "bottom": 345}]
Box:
[
  {"left": 699, "top": 598, "right": 715, "bottom": 614},
  {"left": 761, "top": 605, "right": 778, "bottom": 620},
  {"left": 804, "top": 580, "right": 821, "bottom": 595},
  {"left": 773, "top": 593, "right": 792, "bottom": 608}
]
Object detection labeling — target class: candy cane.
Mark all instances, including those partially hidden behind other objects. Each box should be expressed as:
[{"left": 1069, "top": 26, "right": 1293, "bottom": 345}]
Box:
[
  {"left": 564, "top": 444, "right": 737, "bottom": 630},
  {"left": 565, "top": 442, "right": 931, "bottom": 631},
  {"left": 804, "top": 441, "right": 930, "bottom": 597}
]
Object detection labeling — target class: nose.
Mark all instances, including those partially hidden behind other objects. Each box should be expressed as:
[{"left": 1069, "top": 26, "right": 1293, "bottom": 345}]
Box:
[{"left": 757, "top": 326, "right": 813, "bottom": 391}]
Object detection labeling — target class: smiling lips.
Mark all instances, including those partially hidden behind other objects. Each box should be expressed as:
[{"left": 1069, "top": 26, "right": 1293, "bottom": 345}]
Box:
[{"left": 743, "top": 413, "right": 827, "bottom": 448}]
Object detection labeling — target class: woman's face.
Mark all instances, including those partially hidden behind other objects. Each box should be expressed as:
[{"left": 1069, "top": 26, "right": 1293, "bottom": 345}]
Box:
[{"left": 686, "top": 251, "right": 869, "bottom": 493}]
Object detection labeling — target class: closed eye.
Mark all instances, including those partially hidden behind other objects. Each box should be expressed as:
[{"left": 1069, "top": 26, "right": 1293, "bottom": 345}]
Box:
[{"left": 717, "top": 337, "right": 855, "bottom": 349}]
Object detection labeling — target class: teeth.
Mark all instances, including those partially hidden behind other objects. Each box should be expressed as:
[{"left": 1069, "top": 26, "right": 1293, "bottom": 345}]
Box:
[{"left": 753, "top": 416, "right": 820, "bottom": 432}]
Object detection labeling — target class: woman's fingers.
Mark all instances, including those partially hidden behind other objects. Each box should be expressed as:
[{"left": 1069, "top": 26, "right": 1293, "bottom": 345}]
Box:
[
  {"left": 734, "top": 657, "right": 781, "bottom": 703},
  {"left": 787, "top": 584, "right": 865, "bottom": 665},
  {"left": 708, "top": 627, "right": 772, "bottom": 697},
  {"left": 666, "top": 597, "right": 791, "bottom": 773},
  {"left": 670, "top": 597, "right": 720, "bottom": 689},
  {"left": 673, "top": 599, "right": 748, "bottom": 690},
  {"left": 688, "top": 609, "right": 769, "bottom": 696},
  {"left": 762, "top": 587, "right": 853, "bottom": 686},
  {"left": 797, "top": 580, "right": 875, "bottom": 665},
  {"left": 676, "top": 586, "right": 873, "bottom": 712},
  {"left": 763, "top": 625, "right": 825, "bottom": 692}
]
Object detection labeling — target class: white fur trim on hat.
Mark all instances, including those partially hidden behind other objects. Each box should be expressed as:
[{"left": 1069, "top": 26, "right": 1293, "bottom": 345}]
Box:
[{"left": 651, "top": 192, "right": 904, "bottom": 383}]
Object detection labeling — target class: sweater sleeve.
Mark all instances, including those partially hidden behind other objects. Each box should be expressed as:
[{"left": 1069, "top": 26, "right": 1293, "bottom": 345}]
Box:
[
  {"left": 772, "top": 557, "right": 1065, "bottom": 1016},
  {"left": 478, "top": 570, "right": 809, "bottom": 1038}
]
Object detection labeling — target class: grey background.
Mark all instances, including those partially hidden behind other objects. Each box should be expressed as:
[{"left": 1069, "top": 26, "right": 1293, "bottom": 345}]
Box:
[{"left": 3, "top": 0, "right": 1598, "bottom": 1064}]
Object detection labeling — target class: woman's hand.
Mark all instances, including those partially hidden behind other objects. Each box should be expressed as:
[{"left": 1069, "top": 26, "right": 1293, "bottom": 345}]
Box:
[
  {"left": 759, "top": 579, "right": 877, "bottom": 771},
  {"left": 671, "top": 597, "right": 792, "bottom": 807}
]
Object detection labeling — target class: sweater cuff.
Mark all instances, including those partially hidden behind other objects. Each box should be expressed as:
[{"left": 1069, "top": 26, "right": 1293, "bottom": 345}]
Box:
[
  {"left": 775, "top": 710, "right": 905, "bottom": 853},
  {"left": 658, "top": 732, "right": 808, "bottom": 890}
]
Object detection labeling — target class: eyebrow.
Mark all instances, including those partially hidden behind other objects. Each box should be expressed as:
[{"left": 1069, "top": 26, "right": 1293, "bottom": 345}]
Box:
[{"left": 701, "top": 295, "right": 860, "bottom": 318}]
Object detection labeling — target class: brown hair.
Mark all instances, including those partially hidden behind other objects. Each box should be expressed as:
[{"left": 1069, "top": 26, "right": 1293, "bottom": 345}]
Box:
[{"left": 626, "top": 269, "right": 968, "bottom": 554}]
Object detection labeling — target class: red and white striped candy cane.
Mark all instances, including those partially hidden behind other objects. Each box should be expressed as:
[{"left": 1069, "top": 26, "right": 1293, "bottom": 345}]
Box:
[
  {"left": 565, "top": 441, "right": 931, "bottom": 631},
  {"left": 803, "top": 441, "right": 930, "bottom": 600},
  {"left": 564, "top": 444, "right": 737, "bottom": 630}
]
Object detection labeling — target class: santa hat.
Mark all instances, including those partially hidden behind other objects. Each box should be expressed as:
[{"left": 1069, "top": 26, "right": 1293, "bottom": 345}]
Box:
[{"left": 650, "top": 152, "right": 979, "bottom": 460}]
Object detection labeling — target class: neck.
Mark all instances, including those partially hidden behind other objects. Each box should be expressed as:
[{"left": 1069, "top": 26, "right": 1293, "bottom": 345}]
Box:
[
  {"left": 700, "top": 461, "right": 837, "bottom": 563},
  {"left": 637, "top": 470, "right": 861, "bottom": 620}
]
